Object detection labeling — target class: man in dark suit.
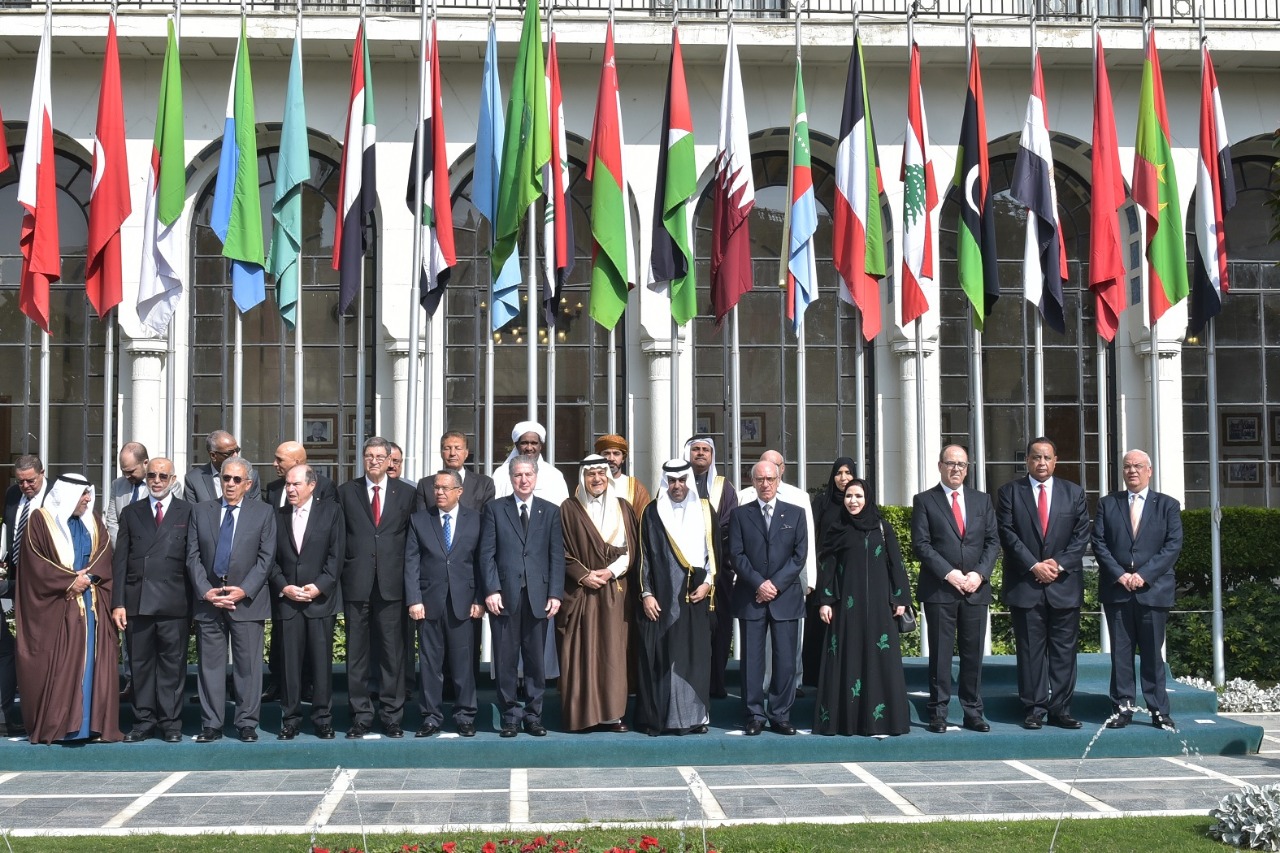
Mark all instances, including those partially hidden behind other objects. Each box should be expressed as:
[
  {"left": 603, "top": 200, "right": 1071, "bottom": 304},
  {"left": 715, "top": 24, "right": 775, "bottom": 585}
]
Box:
[
  {"left": 480, "top": 455, "right": 564, "bottom": 737},
  {"left": 185, "top": 430, "right": 261, "bottom": 503},
  {"left": 270, "top": 464, "right": 344, "bottom": 740},
  {"left": 0, "top": 454, "right": 47, "bottom": 737},
  {"left": 418, "top": 432, "right": 495, "bottom": 513},
  {"left": 728, "top": 459, "right": 807, "bottom": 736},
  {"left": 406, "top": 469, "right": 483, "bottom": 738},
  {"left": 337, "top": 436, "right": 417, "bottom": 739},
  {"left": 912, "top": 444, "right": 1000, "bottom": 733},
  {"left": 997, "top": 437, "right": 1091, "bottom": 730},
  {"left": 1093, "top": 448, "right": 1183, "bottom": 731},
  {"left": 186, "top": 457, "right": 276, "bottom": 742},
  {"left": 112, "top": 457, "right": 192, "bottom": 743}
]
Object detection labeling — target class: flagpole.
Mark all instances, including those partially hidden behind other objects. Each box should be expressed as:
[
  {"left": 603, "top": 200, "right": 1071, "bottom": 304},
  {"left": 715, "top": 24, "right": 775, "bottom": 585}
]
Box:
[
  {"left": 102, "top": 0, "right": 120, "bottom": 500},
  {"left": 229, "top": 1, "right": 248, "bottom": 443},
  {"left": 965, "top": 9, "right": 987, "bottom": 493},
  {"left": 526, "top": 0, "right": 540, "bottom": 430},
  {"left": 1029, "top": 11, "right": 1045, "bottom": 438},
  {"left": 794, "top": 2, "right": 809, "bottom": 490},
  {"left": 1092, "top": 2, "right": 1109, "bottom": 502},
  {"left": 603, "top": 0, "right": 618, "bottom": 439},
  {"left": 545, "top": 4, "right": 557, "bottom": 467},
  {"left": 1142, "top": 12, "right": 1161, "bottom": 492},
  {"left": 292, "top": 0, "right": 305, "bottom": 443},
  {"left": 355, "top": 0, "right": 369, "bottom": 463},
  {"left": 727, "top": 7, "right": 743, "bottom": 490},
  {"left": 668, "top": 10, "right": 680, "bottom": 459},
  {"left": 36, "top": 2, "right": 51, "bottom": 467},
  {"left": 484, "top": 0, "right": 496, "bottom": 480},
  {"left": 406, "top": 0, "right": 429, "bottom": 478},
  {"left": 906, "top": 8, "right": 925, "bottom": 495},
  {"left": 167, "top": 0, "right": 180, "bottom": 459}
]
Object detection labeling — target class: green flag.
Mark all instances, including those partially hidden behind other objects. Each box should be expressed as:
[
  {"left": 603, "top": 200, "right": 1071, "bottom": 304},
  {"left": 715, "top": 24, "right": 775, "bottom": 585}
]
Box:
[
  {"left": 587, "top": 22, "right": 631, "bottom": 330},
  {"left": 267, "top": 30, "right": 310, "bottom": 330}
]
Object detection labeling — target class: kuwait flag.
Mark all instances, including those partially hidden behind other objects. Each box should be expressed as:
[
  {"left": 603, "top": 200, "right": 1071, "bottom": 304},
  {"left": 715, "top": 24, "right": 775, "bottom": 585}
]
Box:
[
  {"left": 267, "top": 27, "right": 310, "bottom": 330},
  {"left": 1089, "top": 34, "right": 1127, "bottom": 342},
  {"left": 587, "top": 21, "right": 633, "bottom": 331},
  {"left": 1189, "top": 43, "right": 1236, "bottom": 337},
  {"left": 954, "top": 36, "right": 999, "bottom": 331},
  {"left": 782, "top": 58, "right": 817, "bottom": 333},
  {"left": 138, "top": 17, "right": 185, "bottom": 337},
  {"left": 648, "top": 25, "right": 697, "bottom": 327},
  {"left": 710, "top": 25, "right": 755, "bottom": 325},
  {"left": 86, "top": 15, "right": 130, "bottom": 321},
  {"left": 17, "top": 15, "right": 60, "bottom": 335},
  {"left": 832, "top": 34, "right": 885, "bottom": 340},
  {"left": 1133, "top": 30, "right": 1187, "bottom": 325},
  {"left": 1010, "top": 52, "right": 1067, "bottom": 334},
  {"left": 542, "top": 28, "right": 575, "bottom": 328},
  {"left": 899, "top": 41, "right": 937, "bottom": 331},
  {"left": 334, "top": 23, "right": 377, "bottom": 315},
  {"left": 406, "top": 18, "right": 456, "bottom": 317}
]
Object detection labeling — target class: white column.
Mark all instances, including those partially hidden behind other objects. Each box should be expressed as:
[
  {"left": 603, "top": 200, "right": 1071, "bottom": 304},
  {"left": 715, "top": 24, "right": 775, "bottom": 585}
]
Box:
[
  {"left": 386, "top": 338, "right": 427, "bottom": 480},
  {"left": 126, "top": 338, "right": 170, "bottom": 456},
  {"left": 640, "top": 336, "right": 676, "bottom": 482},
  {"left": 888, "top": 337, "right": 939, "bottom": 507}
]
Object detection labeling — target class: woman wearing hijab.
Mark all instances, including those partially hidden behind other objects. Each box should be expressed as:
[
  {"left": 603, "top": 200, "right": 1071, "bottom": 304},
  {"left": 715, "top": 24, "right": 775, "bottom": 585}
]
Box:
[
  {"left": 803, "top": 457, "right": 856, "bottom": 687},
  {"left": 814, "top": 478, "right": 911, "bottom": 737}
]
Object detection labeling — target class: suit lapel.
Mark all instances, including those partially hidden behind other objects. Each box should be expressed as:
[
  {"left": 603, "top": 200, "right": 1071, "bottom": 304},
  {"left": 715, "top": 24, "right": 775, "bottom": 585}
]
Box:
[
  {"left": 504, "top": 497, "right": 526, "bottom": 543},
  {"left": 934, "top": 486, "right": 962, "bottom": 539}
]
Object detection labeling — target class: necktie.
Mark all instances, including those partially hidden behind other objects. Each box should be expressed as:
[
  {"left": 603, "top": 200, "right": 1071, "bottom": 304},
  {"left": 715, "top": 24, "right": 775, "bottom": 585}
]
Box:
[
  {"left": 211, "top": 505, "right": 237, "bottom": 587},
  {"left": 155, "top": 501, "right": 164, "bottom": 528},
  {"left": 1037, "top": 483, "right": 1049, "bottom": 537},
  {"left": 1130, "top": 493, "right": 1142, "bottom": 536},
  {"left": 951, "top": 491, "right": 966, "bottom": 537},
  {"left": 762, "top": 503, "right": 772, "bottom": 532},
  {"left": 520, "top": 502, "right": 529, "bottom": 535},
  {"left": 443, "top": 512, "right": 453, "bottom": 552},
  {"left": 371, "top": 485, "right": 381, "bottom": 526},
  {"left": 13, "top": 500, "right": 29, "bottom": 570},
  {"left": 131, "top": 483, "right": 143, "bottom": 503},
  {"left": 293, "top": 507, "right": 307, "bottom": 550}
]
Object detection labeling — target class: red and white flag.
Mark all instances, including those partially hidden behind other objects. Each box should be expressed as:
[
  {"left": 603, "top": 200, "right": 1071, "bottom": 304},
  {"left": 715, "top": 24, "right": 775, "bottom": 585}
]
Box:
[
  {"left": 1189, "top": 43, "right": 1236, "bottom": 336},
  {"left": 710, "top": 25, "right": 755, "bottom": 325},
  {"left": 86, "top": 16, "right": 130, "bottom": 320},
  {"left": 1089, "top": 34, "right": 1126, "bottom": 342},
  {"left": 18, "top": 16, "right": 60, "bottom": 335},
  {"left": 542, "top": 28, "right": 575, "bottom": 328},
  {"left": 899, "top": 41, "right": 937, "bottom": 332},
  {"left": 0, "top": 104, "right": 10, "bottom": 174}
]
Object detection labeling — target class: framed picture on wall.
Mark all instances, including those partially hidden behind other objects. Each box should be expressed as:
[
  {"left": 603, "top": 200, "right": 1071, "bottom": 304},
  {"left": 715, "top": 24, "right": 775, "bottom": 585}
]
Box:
[
  {"left": 303, "top": 414, "right": 337, "bottom": 450},
  {"left": 696, "top": 413, "right": 716, "bottom": 437},
  {"left": 1223, "top": 413, "right": 1261, "bottom": 447},
  {"left": 308, "top": 456, "right": 336, "bottom": 483},
  {"left": 1226, "top": 460, "right": 1261, "bottom": 486},
  {"left": 1271, "top": 412, "right": 1280, "bottom": 449},
  {"left": 740, "top": 412, "right": 766, "bottom": 448}
]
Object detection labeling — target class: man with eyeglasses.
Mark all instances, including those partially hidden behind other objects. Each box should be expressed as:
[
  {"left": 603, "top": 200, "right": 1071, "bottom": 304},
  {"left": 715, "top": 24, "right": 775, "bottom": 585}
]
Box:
[
  {"left": 112, "top": 458, "right": 192, "bottom": 744},
  {"left": 185, "top": 430, "right": 260, "bottom": 504},
  {"left": 106, "top": 442, "right": 183, "bottom": 546},
  {"left": 912, "top": 445, "right": 1000, "bottom": 734},
  {"left": 186, "top": 457, "right": 276, "bottom": 743},
  {"left": 387, "top": 444, "right": 405, "bottom": 480},
  {"left": 0, "top": 454, "right": 48, "bottom": 737}
]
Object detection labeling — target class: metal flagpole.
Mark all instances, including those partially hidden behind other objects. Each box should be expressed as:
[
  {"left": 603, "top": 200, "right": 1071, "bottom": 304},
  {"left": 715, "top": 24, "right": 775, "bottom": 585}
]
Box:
[
  {"left": 231, "top": 0, "right": 246, "bottom": 442},
  {"left": 355, "top": 0, "right": 369, "bottom": 463},
  {"left": 966, "top": 11, "right": 987, "bottom": 493},
  {"left": 1143, "top": 13, "right": 1160, "bottom": 492},
  {"left": 1029, "top": 11, "right": 1045, "bottom": 437},
  {"left": 908, "top": 7, "right": 926, "bottom": 495},
  {"left": 406, "top": 0, "right": 429, "bottom": 478},
  {"left": 1093, "top": 1, "right": 1112, "bottom": 653},
  {"left": 851, "top": 8, "right": 865, "bottom": 479},
  {"left": 167, "top": 0, "right": 180, "bottom": 458},
  {"left": 603, "top": 0, "right": 617, "bottom": 437},
  {"left": 292, "top": 0, "right": 304, "bottom": 442},
  {"left": 38, "top": 11, "right": 50, "bottom": 465},
  {"left": 484, "top": 0, "right": 497, "bottom": 479},
  {"left": 794, "top": 3, "right": 808, "bottom": 491},
  {"left": 545, "top": 2, "right": 556, "bottom": 463},
  {"left": 727, "top": 8, "right": 743, "bottom": 490},
  {"left": 101, "top": 2, "right": 119, "bottom": 500},
  {"left": 668, "top": 11, "right": 680, "bottom": 459}
]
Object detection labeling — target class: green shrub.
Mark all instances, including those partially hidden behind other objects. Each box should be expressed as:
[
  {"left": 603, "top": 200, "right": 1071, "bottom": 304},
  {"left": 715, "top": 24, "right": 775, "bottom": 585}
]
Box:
[
  {"left": 1178, "top": 506, "right": 1280, "bottom": 595},
  {"left": 1170, "top": 580, "right": 1280, "bottom": 682}
]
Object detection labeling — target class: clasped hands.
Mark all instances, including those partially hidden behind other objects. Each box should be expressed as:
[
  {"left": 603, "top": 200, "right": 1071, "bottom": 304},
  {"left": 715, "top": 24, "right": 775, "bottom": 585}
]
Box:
[
  {"left": 1117, "top": 572, "right": 1147, "bottom": 592},
  {"left": 945, "top": 569, "right": 984, "bottom": 595},
  {"left": 65, "top": 570, "right": 92, "bottom": 599},
  {"left": 754, "top": 579, "right": 779, "bottom": 604},
  {"left": 204, "top": 584, "right": 246, "bottom": 610},
  {"left": 282, "top": 583, "right": 322, "bottom": 603},
  {"left": 579, "top": 569, "right": 613, "bottom": 590},
  {"left": 1030, "top": 559, "right": 1062, "bottom": 584}
]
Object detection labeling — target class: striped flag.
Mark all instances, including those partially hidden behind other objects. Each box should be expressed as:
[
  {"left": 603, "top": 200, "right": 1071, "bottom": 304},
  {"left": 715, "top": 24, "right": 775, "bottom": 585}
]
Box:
[
  {"left": 86, "top": 15, "right": 130, "bottom": 321},
  {"left": 648, "top": 25, "right": 697, "bottom": 326},
  {"left": 18, "top": 15, "right": 59, "bottom": 335},
  {"left": 542, "top": 28, "right": 575, "bottom": 328},
  {"left": 710, "top": 25, "right": 755, "bottom": 325},
  {"left": 833, "top": 34, "right": 885, "bottom": 340},
  {"left": 899, "top": 40, "right": 937, "bottom": 331},
  {"left": 476, "top": 21, "right": 521, "bottom": 332},
  {"left": 333, "top": 22, "right": 377, "bottom": 315},
  {"left": 954, "top": 36, "right": 999, "bottom": 331},
  {"left": 138, "top": 17, "right": 185, "bottom": 337},
  {"left": 1189, "top": 43, "right": 1236, "bottom": 337},
  {"left": 406, "top": 18, "right": 455, "bottom": 317},
  {"left": 782, "top": 58, "right": 817, "bottom": 333},
  {"left": 267, "top": 27, "right": 310, "bottom": 330},
  {"left": 211, "top": 18, "right": 266, "bottom": 313},
  {"left": 587, "top": 21, "right": 633, "bottom": 331},
  {"left": 1010, "top": 52, "right": 1067, "bottom": 334},
  {"left": 1089, "top": 34, "right": 1126, "bottom": 342}
]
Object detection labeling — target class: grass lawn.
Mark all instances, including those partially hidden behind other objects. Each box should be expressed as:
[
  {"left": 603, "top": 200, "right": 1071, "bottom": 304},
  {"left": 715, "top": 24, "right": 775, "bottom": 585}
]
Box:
[{"left": 0, "top": 816, "right": 1229, "bottom": 851}]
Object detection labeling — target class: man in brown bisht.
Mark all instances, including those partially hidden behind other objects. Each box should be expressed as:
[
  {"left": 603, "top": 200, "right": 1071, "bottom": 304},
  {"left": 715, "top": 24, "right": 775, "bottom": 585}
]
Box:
[
  {"left": 17, "top": 473, "right": 121, "bottom": 744},
  {"left": 594, "top": 434, "right": 651, "bottom": 517},
  {"left": 557, "top": 455, "right": 639, "bottom": 732}
]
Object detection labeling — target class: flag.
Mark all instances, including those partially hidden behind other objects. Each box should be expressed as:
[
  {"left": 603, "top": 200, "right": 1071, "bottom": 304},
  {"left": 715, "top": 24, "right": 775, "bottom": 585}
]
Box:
[
  {"left": 267, "top": 27, "right": 310, "bottom": 330},
  {"left": 86, "top": 15, "right": 130, "bottom": 321},
  {"left": 1133, "top": 30, "right": 1187, "bottom": 325},
  {"left": 710, "top": 25, "right": 755, "bottom": 325},
  {"left": 406, "top": 18, "right": 455, "bottom": 318},
  {"left": 782, "top": 58, "right": 817, "bottom": 333},
  {"left": 493, "top": 0, "right": 549, "bottom": 276},
  {"left": 0, "top": 103, "right": 9, "bottom": 174},
  {"left": 954, "top": 36, "right": 999, "bottom": 331},
  {"left": 17, "top": 16, "right": 59, "bottom": 335},
  {"left": 587, "top": 22, "right": 632, "bottom": 331},
  {"left": 542, "top": 28, "right": 575, "bottom": 328},
  {"left": 899, "top": 41, "right": 937, "bottom": 330},
  {"left": 648, "top": 26, "right": 697, "bottom": 327},
  {"left": 1090, "top": 34, "right": 1126, "bottom": 342},
  {"left": 1010, "top": 52, "right": 1067, "bottom": 334},
  {"left": 476, "top": 21, "right": 522, "bottom": 332},
  {"left": 333, "top": 22, "right": 377, "bottom": 315},
  {"left": 138, "top": 17, "right": 185, "bottom": 337},
  {"left": 211, "top": 18, "right": 266, "bottom": 313},
  {"left": 832, "top": 34, "right": 885, "bottom": 340},
  {"left": 1189, "top": 43, "right": 1236, "bottom": 337}
]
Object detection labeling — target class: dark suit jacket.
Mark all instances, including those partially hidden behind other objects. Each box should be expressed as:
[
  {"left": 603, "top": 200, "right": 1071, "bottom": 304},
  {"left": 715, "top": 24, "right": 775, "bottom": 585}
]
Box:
[
  {"left": 262, "top": 473, "right": 337, "bottom": 509},
  {"left": 415, "top": 471, "right": 496, "bottom": 514},
  {"left": 336, "top": 476, "right": 417, "bottom": 603},
  {"left": 1092, "top": 489, "right": 1182, "bottom": 608},
  {"left": 405, "top": 505, "right": 483, "bottom": 621},
  {"left": 479, "top": 496, "right": 565, "bottom": 613},
  {"left": 111, "top": 496, "right": 193, "bottom": 618},
  {"left": 997, "top": 477, "right": 1092, "bottom": 609},
  {"left": 2, "top": 482, "right": 47, "bottom": 598},
  {"left": 269, "top": 499, "right": 344, "bottom": 619},
  {"left": 186, "top": 498, "right": 277, "bottom": 622},
  {"left": 912, "top": 484, "right": 1000, "bottom": 605},
  {"left": 185, "top": 462, "right": 261, "bottom": 504},
  {"left": 727, "top": 499, "right": 807, "bottom": 621}
]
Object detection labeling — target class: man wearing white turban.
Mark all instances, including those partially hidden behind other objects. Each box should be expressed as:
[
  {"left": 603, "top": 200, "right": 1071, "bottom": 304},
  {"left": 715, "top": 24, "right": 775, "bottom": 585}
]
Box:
[{"left": 491, "top": 422, "right": 570, "bottom": 505}]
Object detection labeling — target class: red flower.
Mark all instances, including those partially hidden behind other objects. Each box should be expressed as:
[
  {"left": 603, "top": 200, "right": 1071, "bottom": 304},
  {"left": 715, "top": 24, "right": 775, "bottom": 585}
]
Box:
[
  {"left": 441, "top": 844, "right": 455, "bottom": 853},
  {"left": 483, "top": 844, "right": 497, "bottom": 853},
  {"left": 311, "top": 849, "right": 329, "bottom": 853},
  {"left": 639, "top": 837, "right": 660, "bottom": 851}
]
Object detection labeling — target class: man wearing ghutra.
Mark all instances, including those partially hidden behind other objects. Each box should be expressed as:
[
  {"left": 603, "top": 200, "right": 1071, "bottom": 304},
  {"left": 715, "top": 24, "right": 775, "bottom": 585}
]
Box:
[
  {"left": 16, "top": 474, "right": 120, "bottom": 744},
  {"left": 634, "top": 459, "right": 716, "bottom": 736},
  {"left": 557, "top": 455, "right": 640, "bottom": 732},
  {"left": 491, "top": 421, "right": 571, "bottom": 505}
]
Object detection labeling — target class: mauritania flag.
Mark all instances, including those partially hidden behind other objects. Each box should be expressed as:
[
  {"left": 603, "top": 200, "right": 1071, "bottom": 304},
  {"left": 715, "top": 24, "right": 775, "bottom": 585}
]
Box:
[
  {"left": 710, "top": 25, "right": 755, "bottom": 325},
  {"left": 406, "top": 18, "right": 456, "bottom": 317},
  {"left": 1010, "top": 52, "right": 1067, "bottom": 334},
  {"left": 954, "top": 36, "right": 999, "bottom": 330},
  {"left": 1189, "top": 43, "right": 1236, "bottom": 337},
  {"left": 832, "top": 34, "right": 885, "bottom": 340},
  {"left": 1090, "top": 34, "right": 1126, "bottom": 342},
  {"left": 899, "top": 40, "right": 937, "bottom": 331},
  {"left": 86, "top": 15, "right": 130, "bottom": 321},
  {"left": 476, "top": 21, "right": 522, "bottom": 332},
  {"left": 17, "top": 14, "right": 59, "bottom": 335},
  {"left": 212, "top": 18, "right": 266, "bottom": 312},
  {"left": 587, "top": 22, "right": 633, "bottom": 331},
  {"left": 333, "top": 22, "right": 377, "bottom": 315},
  {"left": 267, "top": 27, "right": 310, "bottom": 330},
  {"left": 648, "top": 25, "right": 697, "bottom": 327},
  {"left": 542, "top": 28, "right": 575, "bottom": 328},
  {"left": 138, "top": 17, "right": 185, "bottom": 337},
  {"left": 782, "top": 58, "right": 817, "bottom": 333},
  {"left": 1133, "top": 30, "right": 1187, "bottom": 325}
]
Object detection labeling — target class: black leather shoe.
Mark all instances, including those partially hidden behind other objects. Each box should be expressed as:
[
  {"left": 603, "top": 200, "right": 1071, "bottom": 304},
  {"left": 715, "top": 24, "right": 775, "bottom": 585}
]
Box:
[
  {"left": 383, "top": 723, "right": 404, "bottom": 739},
  {"left": 415, "top": 723, "right": 440, "bottom": 738},
  {"left": 315, "top": 725, "right": 336, "bottom": 740},
  {"left": 238, "top": 727, "right": 258, "bottom": 742},
  {"left": 689, "top": 724, "right": 709, "bottom": 734},
  {"left": 457, "top": 722, "right": 476, "bottom": 738},
  {"left": 500, "top": 724, "right": 519, "bottom": 738},
  {"left": 962, "top": 717, "right": 990, "bottom": 733},
  {"left": 523, "top": 721, "right": 547, "bottom": 737},
  {"left": 1106, "top": 713, "right": 1132, "bottom": 729},
  {"left": 1151, "top": 711, "right": 1177, "bottom": 731},
  {"left": 346, "top": 722, "right": 370, "bottom": 739},
  {"left": 744, "top": 719, "right": 764, "bottom": 736},
  {"left": 927, "top": 718, "right": 948, "bottom": 734},
  {"left": 277, "top": 725, "right": 299, "bottom": 741},
  {"left": 194, "top": 727, "right": 223, "bottom": 743},
  {"left": 1048, "top": 713, "right": 1083, "bottom": 730},
  {"left": 163, "top": 731, "right": 183, "bottom": 744},
  {"left": 123, "top": 728, "right": 153, "bottom": 743},
  {"left": 1022, "top": 714, "right": 1043, "bottom": 730},
  {"left": 770, "top": 720, "right": 797, "bottom": 736}
]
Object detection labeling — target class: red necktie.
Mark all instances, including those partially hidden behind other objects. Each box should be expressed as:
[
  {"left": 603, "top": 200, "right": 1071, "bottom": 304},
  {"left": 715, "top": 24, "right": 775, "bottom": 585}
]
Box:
[
  {"left": 1037, "top": 483, "right": 1049, "bottom": 537},
  {"left": 951, "top": 490, "right": 965, "bottom": 537},
  {"left": 155, "top": 501, "right": 164, "bottom": 528},
  {"left": 372, "top": 485, "right": 381, "bottom": 526}
]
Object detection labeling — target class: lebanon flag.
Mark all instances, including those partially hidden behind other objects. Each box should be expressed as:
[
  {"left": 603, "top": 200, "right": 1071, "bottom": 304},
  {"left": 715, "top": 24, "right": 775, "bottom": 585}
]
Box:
[
  {"left": 1090, "top": 34, "right": 1126, "bottom": 342},
  {"left": 18, "top": 16, "right": 60, "bottom": 335},
  {"left": 832, "top": 34, "right": 886, "bottom": 340},
  {"left": 138, "top": 17, "right": 185, "bottom": 338},
  {"left": 406, "top": 18, "right": 456, "bottom": 317},
  {"left": 954, "top": 36, "right": 999, "bottom": 330},
  {"left": 1010, "top": 52, "right": 1067, "bottom": 334},
  {"left": 86, "top": 15, "right": 130, "bottom": 320},
  {"left": 900, "top": 41, "right": 937, "bottom": 330},
  {"left": 542, "top": 28, "right": 575, "bottom": 328},
  {"left": 587, "top": 21, "right": 633, "bottom": 331},
  {"left": 710, "top": 25, "right": 755, "bottom": 325},
  {"left": 333, "top": 23, "right": 377, "bottom": 315},
  {"left": 1189, "top": 43, "right": 1236, "bottom": 337}
]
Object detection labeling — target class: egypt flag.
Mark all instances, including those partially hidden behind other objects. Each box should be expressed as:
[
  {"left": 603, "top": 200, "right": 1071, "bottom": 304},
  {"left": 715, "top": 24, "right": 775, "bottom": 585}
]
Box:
[
  {"left": 832, "top": 34, "right": 885, "bottom": 341},
  {"left": 542, "top": 28, "right": 575, "bottom": 328},
  {"left": 406, "top": 18, "right": 455, "bottom": 317},
  {"left": 710, "top": 25, "right": 755, "bottom": 325},
  {"left": 333, "top": 23, "right": 377, "bottom": 315},
  {"left": 1189, "top": 43, "right": 1236, "bottom": 337},
  {"left": 587, "top": 22, "right": 633, "bottom": 331},
  {"left": 899, "top": 41, "right": 937, "bottom": 331},
  {"left": 1089, "top": 34, "right": 1127, "bottom": 342},
  {"left": 954, "top": 36, "right": 999, "bottom": 331},
  {"left": 782, "top": 59, "right": 817, "bottom": 333},
  {"left": 1010, "top": 53, "right": 1067, "bottom": 334},
  {"left": 18, "top": 16, "right": 59, "bottom": 335},
  {"left": 86, "top": 15, "right": 130, "bottom": 321},
  {"left": 138, "top": 18, "right": 185, "bottom": 337}
]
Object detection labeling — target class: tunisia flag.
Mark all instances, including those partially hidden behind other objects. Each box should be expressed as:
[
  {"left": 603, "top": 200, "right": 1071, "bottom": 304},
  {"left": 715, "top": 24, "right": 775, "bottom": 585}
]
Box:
[
  {"left": 87, "top": 16, "right": 130, "bottom": 320},
  {"left": 18, "top": 16, "right": 60, "bottom": 335}
]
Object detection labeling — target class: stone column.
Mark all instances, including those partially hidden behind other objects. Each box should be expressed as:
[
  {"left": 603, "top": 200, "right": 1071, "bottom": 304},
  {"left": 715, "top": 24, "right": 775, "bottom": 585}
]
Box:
[
  {"left": 386, "top": 338, "right": 427, "bottom": 480},
  {"left": 126, "top": 337, "right": 169, "bottom": 456}
]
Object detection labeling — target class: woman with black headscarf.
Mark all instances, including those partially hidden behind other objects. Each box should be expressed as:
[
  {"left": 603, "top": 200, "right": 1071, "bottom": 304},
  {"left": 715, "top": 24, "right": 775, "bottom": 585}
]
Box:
[
  {"left": 801, "top": 458, "right": 855, "bottom": 688},
  {"left": 813, "top": 478, "right": 912, "bottom": 736}
]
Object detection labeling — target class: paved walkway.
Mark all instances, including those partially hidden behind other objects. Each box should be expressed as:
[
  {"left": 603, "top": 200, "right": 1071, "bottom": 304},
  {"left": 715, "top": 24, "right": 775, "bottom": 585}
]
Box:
[{"left": 0, "top": 714, "right": 1276, "bottom": 838}]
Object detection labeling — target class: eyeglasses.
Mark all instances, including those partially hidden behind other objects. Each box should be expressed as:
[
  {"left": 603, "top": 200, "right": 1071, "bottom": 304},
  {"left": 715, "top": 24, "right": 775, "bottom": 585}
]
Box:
[
  {"left": 752, "top": 476, "right": 778, "bottom": 484},
  {"left": 145, "top": 472, "right": 172, "bottom": 481},
  {"left": 211, "top": 447, "right": 240, "bottom": 458},
  {"left": 1122, "top": 464, "right": 1149, "bottom": 472},
  {"left": 15, "top": 476, "right": 39, "bottom": 485},
  {"left": 941, "top": 461, "right": 969, "bottom": 469},
  {"left": 364, "top": 453, "right": 388, "bottom": 462},
  {"left": 432, "top": 485, "right": 461, "bottom": 492},
  {"left": 220, "top": 475, "right": 246, "bottom": 484}
]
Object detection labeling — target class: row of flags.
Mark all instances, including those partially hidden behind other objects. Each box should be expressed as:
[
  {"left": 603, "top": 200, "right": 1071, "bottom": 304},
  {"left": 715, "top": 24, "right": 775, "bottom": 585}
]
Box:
[{"left": 2, "top": 8, "right": 1240, "bottom": 348}]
